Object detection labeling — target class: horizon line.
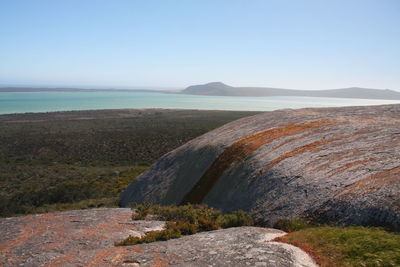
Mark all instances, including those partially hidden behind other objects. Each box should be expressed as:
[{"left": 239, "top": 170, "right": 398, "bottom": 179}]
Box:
[{"left": 0, "top": 82, "right": 397, "bottom": 92}]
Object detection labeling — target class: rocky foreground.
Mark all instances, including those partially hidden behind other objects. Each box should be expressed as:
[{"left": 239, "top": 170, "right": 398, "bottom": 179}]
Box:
[
  {"left": 0, "top": 208, "right": 316, "bottom": 267},
  {"left": 121, "top": 104, "right": 400, "bottom": 229}
]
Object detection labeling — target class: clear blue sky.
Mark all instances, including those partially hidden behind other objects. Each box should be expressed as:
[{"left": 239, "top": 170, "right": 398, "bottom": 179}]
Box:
[{"left": 1, "top": 0, "right": 399, "bottom": 90}]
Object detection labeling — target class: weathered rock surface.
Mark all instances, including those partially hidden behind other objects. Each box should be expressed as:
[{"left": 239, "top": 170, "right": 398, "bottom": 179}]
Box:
[
  {"left": 121, "top": 104, "right": 400, "bottom": 228},
  {"left": 0, "top": 208, "right": 317, "bottom": 267},
  {"left": 0, "top": 208, "right": 164, "bottom": 266},
  {"left": 118, "top": 227, "right": 317, "bottom": 267}
]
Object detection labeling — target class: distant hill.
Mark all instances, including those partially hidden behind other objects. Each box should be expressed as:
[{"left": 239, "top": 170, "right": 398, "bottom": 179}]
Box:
[
  {"left": 3, "top": 83, "right": 400, "bottom": 100},
  {"left": 182, "top": 82, "right": 400, "bottom": 100}
]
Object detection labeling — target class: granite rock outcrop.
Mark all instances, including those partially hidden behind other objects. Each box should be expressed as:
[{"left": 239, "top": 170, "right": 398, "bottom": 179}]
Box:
[
  {"left": 0, "top": 208, "right": 317, "bottom": 266},
  {"left": 121, "top": 105, "right": 400, "bottom": 228}
]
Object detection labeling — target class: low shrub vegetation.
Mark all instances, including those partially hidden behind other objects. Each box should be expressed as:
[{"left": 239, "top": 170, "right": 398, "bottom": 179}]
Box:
[
  {"left": 116, "top": 204, "right": 254, "bottom": 245},
  {"left": 116, "top": 226, "right": 182, "bottom": 245},
  {"left": 25, "top": 197, "right": 119, "bottom": 214},
  {"left": 277, "top": 226, "right": 400, "bottom": 267},
  {"left": 0, "top": 165, "right": 147, "bottom": 216},
  {"left": 0, "top": 109, "right": 257, "bottom": 217}
]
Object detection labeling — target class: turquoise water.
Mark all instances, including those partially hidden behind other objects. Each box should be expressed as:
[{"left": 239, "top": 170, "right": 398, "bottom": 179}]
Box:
[{"left": 1, "top": 91, "right": 399, "bottom": 114}]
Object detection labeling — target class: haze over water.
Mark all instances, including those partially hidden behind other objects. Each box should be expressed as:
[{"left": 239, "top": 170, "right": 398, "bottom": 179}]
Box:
[{"left": 1, "top": 91, "right": 399, "bottom": 115}]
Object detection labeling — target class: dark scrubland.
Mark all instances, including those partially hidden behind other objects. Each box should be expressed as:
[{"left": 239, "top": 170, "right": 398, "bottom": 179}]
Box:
[{"left": 0, "top": 109, "right": 258, "bottom": 217}]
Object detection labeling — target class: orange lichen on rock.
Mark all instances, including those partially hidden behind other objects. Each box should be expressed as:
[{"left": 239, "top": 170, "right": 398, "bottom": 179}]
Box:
[
  {"left": 326, "top": 158, "right": 375, "bottom": 176},
  {"left": 181, "top": 119, "right": 339, "bottom": 204},
  {"left": 0, "top": 213, "right": 59, "bottom": 253},
  {"left": 265, "top": 133, "right": 357, "bottom": 171},
  {"left": 336, "top": 166, "right": 400, "bottom": 197},
  {"left": 0, "top": 208, "right": 164, "bottom": 267}
]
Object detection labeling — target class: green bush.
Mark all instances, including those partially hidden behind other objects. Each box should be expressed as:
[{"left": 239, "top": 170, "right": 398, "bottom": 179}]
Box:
[
  {"left": 168, "top": 221, "right": 199, "bottom": 235},
  {"left": 116, "top": 228, "right": 182, "bottom": 246},
  {"left": 116, "top": 235, "right": 141, "bottom": 246},
  {"left": 132, "top": 204, "right": 222, "bottom": 223},
  {"left": 131, "top": 203, "right": 153, "bottom": 220},
  {"left": 119, "top": 204, "right": 254, "bottom": 246},
  {"left": 217, "top": 210, "right": 254, "bottom": 228},
  {"left": 197, "top": 217, "right": 220, "bottom": 231},
  {"left": 273, "top": 218, "right": 313, "bottom": 232}
]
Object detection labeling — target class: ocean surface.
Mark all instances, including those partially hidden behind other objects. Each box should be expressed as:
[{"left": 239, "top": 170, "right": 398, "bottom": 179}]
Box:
[{"left": 1, "top": 91, "right": 400, "bottom": 114}]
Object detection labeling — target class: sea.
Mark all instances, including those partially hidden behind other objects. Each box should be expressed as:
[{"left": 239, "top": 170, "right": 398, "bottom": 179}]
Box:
[{"left": 1, "top": 91, "right": 399, "bottom": 115}]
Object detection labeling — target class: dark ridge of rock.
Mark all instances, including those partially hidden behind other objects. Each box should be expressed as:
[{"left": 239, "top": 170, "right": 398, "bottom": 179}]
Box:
[
  {"left": 120, "top": 104, "right": 400, "bottom": 229},
  {"left": 0, "top": 208, "right": 317, "bottom": 267}
]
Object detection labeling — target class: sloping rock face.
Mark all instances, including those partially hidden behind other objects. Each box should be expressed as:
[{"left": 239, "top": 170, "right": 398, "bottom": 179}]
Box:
[
  {"left": 0, "top": 209, "right": 317, "bottom": 267},
  {"left": 120, "top": 104, "right": 400, "bottom": 228}
]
